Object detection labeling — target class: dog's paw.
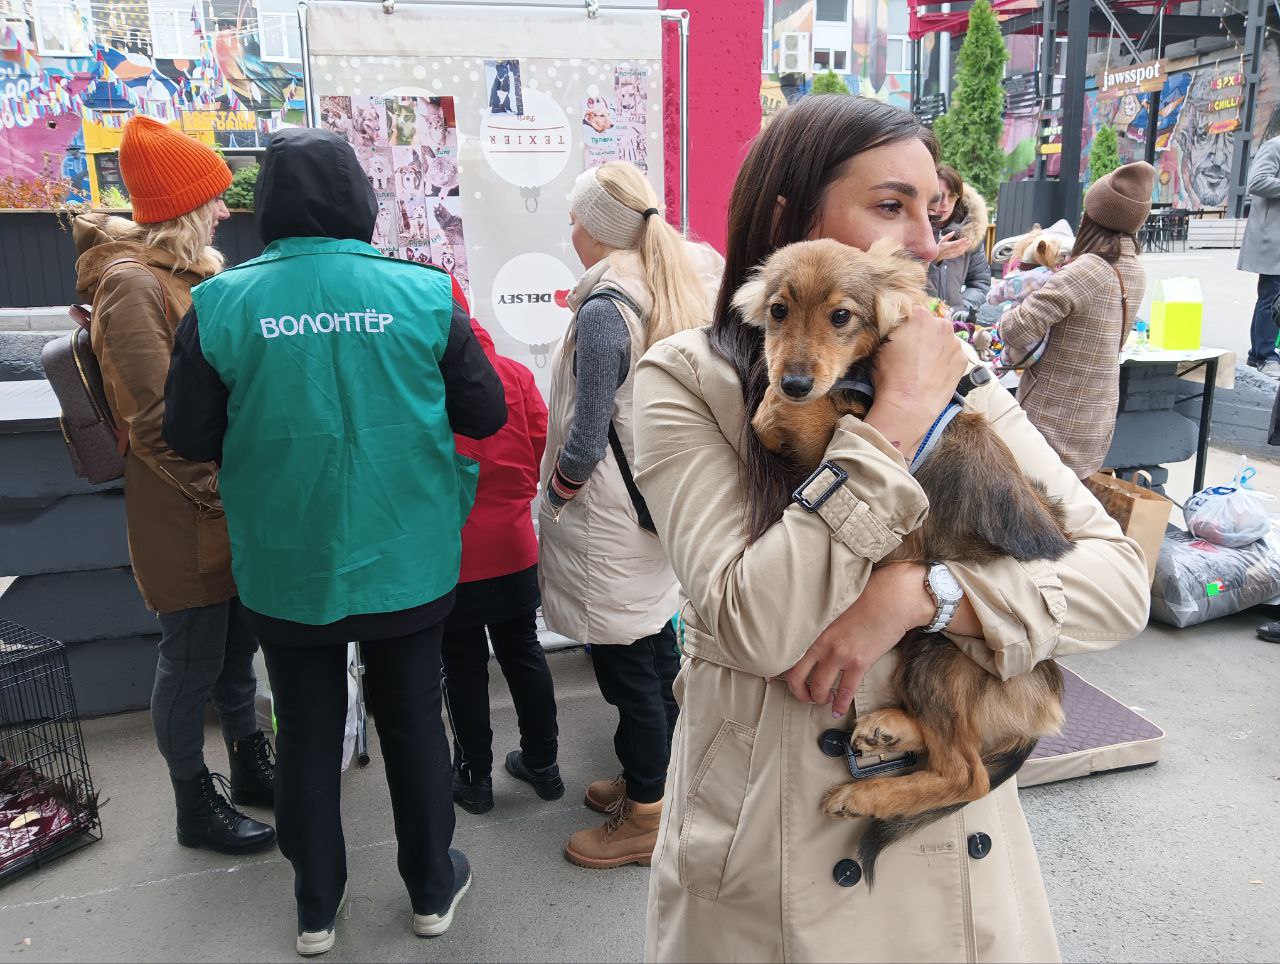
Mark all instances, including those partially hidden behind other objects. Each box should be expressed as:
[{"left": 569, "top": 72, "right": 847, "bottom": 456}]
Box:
[
  {"left": 850, "top": 709, "right": 922, "bottom": 754},
  {"left": 821, "top": 784, "right": 863, "bottom": 819},
  {"left": 751, "top": 407, "right": 786, "bottom": 453}
]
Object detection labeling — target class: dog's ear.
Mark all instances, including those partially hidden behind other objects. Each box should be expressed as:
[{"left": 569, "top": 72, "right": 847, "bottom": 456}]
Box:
[
  {"left": 866, "top": 239, "right": 927, "bottom": 335},
  {"left": 731, "top": 271, "right": 770, "bottom": 328}
]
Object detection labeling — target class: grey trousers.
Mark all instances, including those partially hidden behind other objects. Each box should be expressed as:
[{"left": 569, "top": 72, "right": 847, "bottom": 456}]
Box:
[{"left": 153, "top": 597, "right": 260, "bottom": 780}]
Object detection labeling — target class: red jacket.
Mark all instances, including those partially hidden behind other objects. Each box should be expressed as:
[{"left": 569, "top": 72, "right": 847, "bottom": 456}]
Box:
[{"left": 454, "top": 317, "right": 547, "bottom": 583}]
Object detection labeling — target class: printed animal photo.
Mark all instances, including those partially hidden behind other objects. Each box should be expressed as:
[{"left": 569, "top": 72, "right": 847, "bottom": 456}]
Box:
[
  {"left": 319, "top": 96, "right": 353, "bottom": 141},
  {"left": 400, "top": 245, "right": 434, "bottom": 266},
  {"left": 485, "top": 59, "right": 523, "bottom": 115},
  {"left": 612, "top": 68, "right": 650, "bottom": 171},
  {"left": 350, "top": 96, "right": 388, "bottom": 149},
  {"left": 422, "top": 149, "right": 459, "bottom": 198},
  {"left": 387, "top": 96, "right": 418, "bottom": 147},
  {"left": 430, "top": 198, "right": 469, "bottom": 293},
  {"left": 371, "top": 194, "right": 397, "bottom": 248},
  {"left": 393, "top": 146, "right": 425, "bottom": 196},
  {"left": 416, "top": 97, "right": 457, "bottom": 155},
  {"left": 358, "top": 147, "right": 395, "bottom": 193},
  {"left": 398, "top": 193, "right": 431, "bottom": 242},
  {"left": 583, "top": 96, "right": 614, "bottom": 134},
  {"left": 731, "top": 237, "right": 1069, "bottom": 883}
]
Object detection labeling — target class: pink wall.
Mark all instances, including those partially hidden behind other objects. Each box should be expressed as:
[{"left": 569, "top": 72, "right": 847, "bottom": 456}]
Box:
[{"left": 661, "top": 0, "right": 765, "bottom": 253}]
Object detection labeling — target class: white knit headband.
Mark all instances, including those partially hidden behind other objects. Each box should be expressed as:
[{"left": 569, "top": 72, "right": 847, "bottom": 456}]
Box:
[{"left": 569, "top": 167, "right": 658, "bottom": 250}]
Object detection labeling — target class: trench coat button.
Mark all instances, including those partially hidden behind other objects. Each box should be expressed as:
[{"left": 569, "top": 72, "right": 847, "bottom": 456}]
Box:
[
  {"left": 967, "top": 832, "right": 992, "bottom": 859},
  {"left": 819, "top": 729, "right": 848, "bottom": 757},
  {"left": 833, "top": 858, "right": 862, "bottom": 887}
]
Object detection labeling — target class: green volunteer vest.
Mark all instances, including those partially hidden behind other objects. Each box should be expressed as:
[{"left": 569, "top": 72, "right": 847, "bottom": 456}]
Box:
[{"left": 192, "top": 236, "right": 478, "bottom": 624}]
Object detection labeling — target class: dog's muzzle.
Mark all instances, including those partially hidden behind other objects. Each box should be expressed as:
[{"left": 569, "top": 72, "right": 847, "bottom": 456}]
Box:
[{"left": 781, "top": 374, "right": 814, "bottom": 399}]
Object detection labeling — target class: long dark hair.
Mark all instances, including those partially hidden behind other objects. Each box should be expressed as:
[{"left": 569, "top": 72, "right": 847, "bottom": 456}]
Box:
[
  {"left": 709, "top": 95, "right": 938, "bottom": 541},
  {"left": 1070, "top": 211, "right": 1142, "bottom": 263},
  {"left": 933, "top": 163, "right": 969, "bottom": 231}
]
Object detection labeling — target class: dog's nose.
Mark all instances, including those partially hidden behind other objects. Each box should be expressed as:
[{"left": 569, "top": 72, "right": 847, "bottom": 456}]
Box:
[{"left": 781, "top": 374, "right": 814, "bottom": 399}]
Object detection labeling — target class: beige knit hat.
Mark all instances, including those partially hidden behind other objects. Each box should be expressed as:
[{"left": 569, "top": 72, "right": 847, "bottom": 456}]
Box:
[{"left": 1084, "top": 161, "right": 1156, "bottom": 234}]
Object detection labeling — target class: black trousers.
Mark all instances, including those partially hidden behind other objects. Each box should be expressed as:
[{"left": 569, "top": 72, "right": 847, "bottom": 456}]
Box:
[
  {"left": 260, "top": 621, "right": 456, "bottom": 931},
  {"left": 441, "top": 609, "right": 559, "bottom": 780},
  {"left": 589, "top": 622, "right": 680, "bottom": 804}
]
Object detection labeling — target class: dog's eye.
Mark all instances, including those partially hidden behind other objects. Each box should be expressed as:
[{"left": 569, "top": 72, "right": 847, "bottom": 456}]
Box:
[
  {"left": 769, "top": 303, "right": 788, "bottom": 322},
  {"left": 831, "top": 308, "right": 853, "bottom": 327}
]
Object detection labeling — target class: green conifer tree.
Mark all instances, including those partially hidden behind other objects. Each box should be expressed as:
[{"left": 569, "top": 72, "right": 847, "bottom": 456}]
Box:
[
  {"left": 1089, "top": 125, "right": 1122, "bottom": 186},
  {"left": 933, "top": 0, "right": 1009, "bottom": 206},
  {"left": 810, "top": 70, "right": 850, "bottom": 96}
]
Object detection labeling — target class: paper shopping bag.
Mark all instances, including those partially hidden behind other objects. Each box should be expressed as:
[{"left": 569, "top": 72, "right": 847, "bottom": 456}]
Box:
[{"left": 1085, "top": 470, "right": 1174, "bottom": 586}]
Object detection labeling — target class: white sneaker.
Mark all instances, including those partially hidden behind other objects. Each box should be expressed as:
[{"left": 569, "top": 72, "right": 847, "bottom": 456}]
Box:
[
  {"left": 1262, "top": 359, "right": 1280, "bottom": 379},
  {"left": 296, "top": 885, "right": 349, "bottom": 956},
  {"left": 411, "top": 848, "right": 472, "bottom": 938}
]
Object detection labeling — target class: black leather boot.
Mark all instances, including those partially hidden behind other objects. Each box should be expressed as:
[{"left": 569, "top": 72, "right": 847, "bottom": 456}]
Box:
[
  {"left": 452, "top": 767, "right": 494, "bottom": 815},
  {"left": 227, "top": 730, "right": 276, "bottom": 808},
  {"left": 172, "top": 768, "right": 276, "bottom": 854},
  {"left": 505, "top": 750, "right": 565, "bottom": 801}
]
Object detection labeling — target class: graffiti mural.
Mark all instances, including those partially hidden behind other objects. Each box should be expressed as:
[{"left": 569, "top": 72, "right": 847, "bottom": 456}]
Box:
[
  {"left": 999, "top": 42, "right": 1280, "bottom": 212},
  {"left": 1, "top": 0, "right": 302, "bottom": 203}
]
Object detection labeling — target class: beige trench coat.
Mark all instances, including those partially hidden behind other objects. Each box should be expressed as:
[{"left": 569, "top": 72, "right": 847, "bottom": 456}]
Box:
[{"left": 632, "top": 329, "right": 1150, "bottom": 963}]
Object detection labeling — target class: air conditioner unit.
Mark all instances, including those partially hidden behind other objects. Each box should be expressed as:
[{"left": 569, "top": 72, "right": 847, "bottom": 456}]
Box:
[{"left": 779, "top": 32, "right": 811, "bottom": 75}]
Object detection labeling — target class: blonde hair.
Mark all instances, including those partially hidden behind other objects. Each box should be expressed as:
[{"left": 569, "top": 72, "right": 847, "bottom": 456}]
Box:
[
  {"left": 125, "top": 199, "right": 224, "bottom": 274},
  {"left": 593, "top": 162, "right": 709, "bottom": 348}
]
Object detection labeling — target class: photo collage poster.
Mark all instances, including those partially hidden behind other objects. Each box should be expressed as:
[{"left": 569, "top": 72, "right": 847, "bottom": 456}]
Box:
[
  {"left": 581, "top": 65, "right": 652, "bottom": 172},
  {"left": 319, "top": 94, "right": 470, "bottom": 297}
]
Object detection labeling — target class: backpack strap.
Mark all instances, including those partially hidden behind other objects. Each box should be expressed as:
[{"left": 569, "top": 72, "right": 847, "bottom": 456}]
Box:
[
  {"left": 89, "top": 257, "right": 159, "bottom": 457},
  {"left": 577, "top": 286, "right": 657, "bottom": 534}
]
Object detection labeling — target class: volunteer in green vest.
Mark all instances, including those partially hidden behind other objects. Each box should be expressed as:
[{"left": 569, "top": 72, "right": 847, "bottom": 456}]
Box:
[{"left": 163, "top": 128, "right": 506, "bottom": 958}]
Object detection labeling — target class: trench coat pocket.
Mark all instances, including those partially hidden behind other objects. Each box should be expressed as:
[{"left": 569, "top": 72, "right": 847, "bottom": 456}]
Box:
[
  {"left": 194, "top": 504, "right": 231, "bottom": 576},
  {"left": 677, "top": 719, "right": 755, "bottom": 900}
]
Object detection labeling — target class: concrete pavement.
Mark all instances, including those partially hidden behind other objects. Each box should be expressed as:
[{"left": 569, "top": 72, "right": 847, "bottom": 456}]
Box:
[{"left": 1, "top": 615, "right": 1277, "bottom": 963}]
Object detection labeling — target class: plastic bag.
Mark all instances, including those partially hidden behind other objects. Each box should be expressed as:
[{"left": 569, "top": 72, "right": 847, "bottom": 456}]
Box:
[
  {"left": 1151, "top": 526, "right": 1280, "bottom": 628},
  {"left": 1183, "top": 463, "right": 1275, "bottom": 548}
]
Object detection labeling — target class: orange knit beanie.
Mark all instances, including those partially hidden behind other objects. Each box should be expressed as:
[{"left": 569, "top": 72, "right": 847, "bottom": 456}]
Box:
[{"left": 119, "top": 117, "right": 232, "bottom": 224}]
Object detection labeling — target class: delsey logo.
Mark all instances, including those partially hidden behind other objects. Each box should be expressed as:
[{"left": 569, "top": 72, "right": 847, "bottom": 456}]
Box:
[
  {"left": 1101, "top": 62, "right": 1161, "bottom": 91},
  {"left": 259, "top": 309, "right": 394, "bottom": 339},
  {"left": 495, "top": 289, "right": 571, "bottom": 308}
]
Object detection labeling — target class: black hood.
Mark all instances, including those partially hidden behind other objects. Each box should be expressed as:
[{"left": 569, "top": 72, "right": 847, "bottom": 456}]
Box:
[{"left": 255, "top": 127, "right": 377, "bottom": 245}]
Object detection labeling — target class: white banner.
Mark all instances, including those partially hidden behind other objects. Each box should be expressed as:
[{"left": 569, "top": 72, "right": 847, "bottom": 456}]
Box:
[{"left": 305, "top": 2, "right": 665, "bottom": 393}]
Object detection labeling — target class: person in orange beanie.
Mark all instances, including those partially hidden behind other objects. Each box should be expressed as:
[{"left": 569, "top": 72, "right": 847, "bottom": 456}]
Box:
[{"left": 72, "top": 116, "right": 276, "bottom": 856}]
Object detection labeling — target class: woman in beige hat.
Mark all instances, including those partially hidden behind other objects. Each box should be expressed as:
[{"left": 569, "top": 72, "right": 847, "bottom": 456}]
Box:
[{"left": 997, "top": 160, "right": 1154, "bottom": 478}]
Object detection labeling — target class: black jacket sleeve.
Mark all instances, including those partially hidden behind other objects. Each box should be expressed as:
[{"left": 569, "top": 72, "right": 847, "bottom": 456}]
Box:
[
  {"left": 442, "top": 299, "right": 507, "bottom": 439},
  {"left": 163, "top": 305, "right": 230, "bottom": 465}
]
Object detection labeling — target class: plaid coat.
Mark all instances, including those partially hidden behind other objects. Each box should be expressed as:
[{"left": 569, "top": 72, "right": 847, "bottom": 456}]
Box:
[{"left": 999, "top": 239, "right": 1146, "bottom": 478}]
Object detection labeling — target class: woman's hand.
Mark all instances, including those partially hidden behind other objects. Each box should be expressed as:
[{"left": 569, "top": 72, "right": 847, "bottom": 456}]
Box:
[
  {"left": 935, "top": 232, "right": 970, "bottom": 262},
  {"left": 864, "top": 304, "right": 969, "bottom": 459},
  {"left": 782, "top": 563, "right": 933, "bottom": 717}
]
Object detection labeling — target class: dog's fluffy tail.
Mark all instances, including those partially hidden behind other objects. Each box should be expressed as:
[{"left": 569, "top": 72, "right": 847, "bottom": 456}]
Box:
[{"left": 856, "top": 739, "right": 1038, "bottom": 886}]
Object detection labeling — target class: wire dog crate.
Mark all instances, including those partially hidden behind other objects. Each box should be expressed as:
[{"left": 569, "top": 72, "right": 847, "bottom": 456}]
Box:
[{"left": 0, "top": 619, "right": 102, "bottom": 884}]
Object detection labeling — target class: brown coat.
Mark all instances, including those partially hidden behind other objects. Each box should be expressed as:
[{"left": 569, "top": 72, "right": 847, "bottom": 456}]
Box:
[
  {"left": 632, "top": 328, "right": 1150, "bottom": 963},
  {"left": 73, "top": 214, "right": 234, "bottom": 613},
  {"left": 999, "top": 240, "right": 1147, "bottom": 478}
]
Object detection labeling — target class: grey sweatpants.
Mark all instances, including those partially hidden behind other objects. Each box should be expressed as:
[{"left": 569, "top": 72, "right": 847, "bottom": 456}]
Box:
[{"left": 153, "top": 597, "right": 260, "bottom": 780}]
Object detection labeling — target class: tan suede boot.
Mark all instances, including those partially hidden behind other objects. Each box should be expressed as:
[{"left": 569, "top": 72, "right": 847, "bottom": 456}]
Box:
[
  {"left": 584, "top": 773, "right": 625, "bottom": 814},
  {"left": 565, "top": 797, "right": 662, "bottom": 869}
]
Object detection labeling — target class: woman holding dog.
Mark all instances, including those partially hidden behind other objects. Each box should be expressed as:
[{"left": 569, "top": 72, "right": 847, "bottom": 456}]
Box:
[
  {"left": 631, "top": 95, "right": 1149, "bottom": 962},
  {"left": 538, "top": 161, "right": 723, "bottom": 870},
  {"left": 997, "top": 162, "right": 1153, "bottom": 478}
]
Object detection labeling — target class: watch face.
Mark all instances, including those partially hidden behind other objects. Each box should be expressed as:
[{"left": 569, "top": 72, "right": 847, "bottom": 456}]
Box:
[{"left": 929, "top": 565, "right": 963, "bottom": 603}]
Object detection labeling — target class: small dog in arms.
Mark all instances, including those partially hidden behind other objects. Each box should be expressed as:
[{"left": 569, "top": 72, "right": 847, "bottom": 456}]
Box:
[{"left": 732, "top": 238, "right": 1069, "bottom": 881}]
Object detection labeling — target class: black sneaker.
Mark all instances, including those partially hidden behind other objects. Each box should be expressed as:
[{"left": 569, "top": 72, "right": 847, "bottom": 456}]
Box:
[
  {"left": 1257, "top": 620, "right": 1280, "bottom": 642},
  {"left": 451, "top": 768, "right": 494, "bottom": 815},
  {"left": 504, "top": 750, "right": 565, "bottom": 801},
  {"left": 411, "top": 848, "right": 472, "bottom": 937}
]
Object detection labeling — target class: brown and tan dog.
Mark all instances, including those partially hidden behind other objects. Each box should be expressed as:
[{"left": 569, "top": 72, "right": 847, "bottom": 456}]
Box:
[{"left": 733, "top": 238, "right": 1069, "bottom": 882}]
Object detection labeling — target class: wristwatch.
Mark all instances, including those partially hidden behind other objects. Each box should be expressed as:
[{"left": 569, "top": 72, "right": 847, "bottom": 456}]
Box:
[{"left": 924, "top": 562, "right": 964, "bottom": 634}]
